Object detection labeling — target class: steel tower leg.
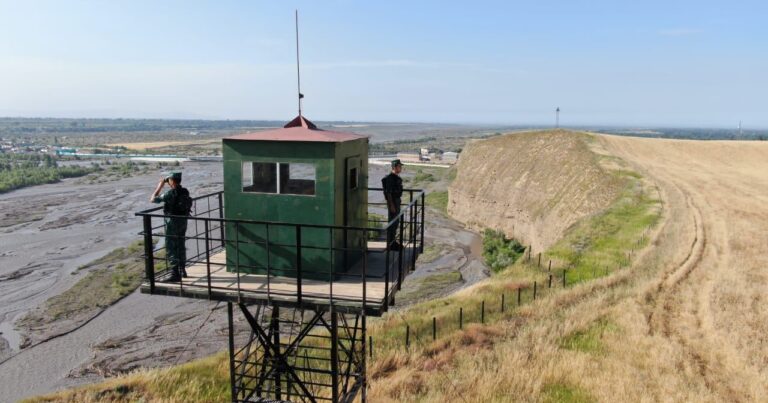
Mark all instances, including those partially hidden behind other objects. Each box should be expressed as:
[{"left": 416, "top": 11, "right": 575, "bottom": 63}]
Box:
[{"left": 229, "top": 304, "right": 366, "bottom": 403}]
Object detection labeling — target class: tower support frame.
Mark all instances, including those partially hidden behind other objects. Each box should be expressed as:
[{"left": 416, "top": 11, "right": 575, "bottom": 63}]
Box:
[{"left": 228, "top": 302, "right": 366, "bottom": 403}]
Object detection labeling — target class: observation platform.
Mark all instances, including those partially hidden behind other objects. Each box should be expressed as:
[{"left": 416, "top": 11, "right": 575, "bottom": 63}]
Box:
[{"left": 137, "top": 189, "right": 424, "bottom": 317}]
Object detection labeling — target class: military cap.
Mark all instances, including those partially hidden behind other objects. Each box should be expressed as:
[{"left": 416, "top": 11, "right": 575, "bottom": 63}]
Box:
[
  {"left": 165, "top": 171, "right": 182, "bottom": 182},
  {"left": 391, "top": 159, "right": 404, "bottom": 168}
]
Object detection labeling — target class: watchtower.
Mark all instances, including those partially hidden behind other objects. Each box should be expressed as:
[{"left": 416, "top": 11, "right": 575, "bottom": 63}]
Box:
[
  {"left": 136, "top": 116, "right": 426, "bottom": 402},
  {"left": 223, "top": 116, "right": 368, "bottom": 280}
]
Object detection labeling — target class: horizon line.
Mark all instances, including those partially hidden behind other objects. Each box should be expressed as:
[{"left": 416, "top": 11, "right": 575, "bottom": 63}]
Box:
[{"left": 0, "top": 115, "right": 765, "bottom": 132}]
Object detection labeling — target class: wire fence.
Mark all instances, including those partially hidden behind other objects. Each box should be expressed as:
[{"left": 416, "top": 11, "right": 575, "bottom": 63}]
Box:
[{"left": 367, "top": 223, "right": 656, "bottom": 355}]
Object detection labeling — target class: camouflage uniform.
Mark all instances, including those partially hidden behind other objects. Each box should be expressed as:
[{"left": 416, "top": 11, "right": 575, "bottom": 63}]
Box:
[
  {"left": 153, "top": 188, "right": 188, "bottom": 277},
  {"left": 382, "top": 169, "right": 403, "bottom": 248}
]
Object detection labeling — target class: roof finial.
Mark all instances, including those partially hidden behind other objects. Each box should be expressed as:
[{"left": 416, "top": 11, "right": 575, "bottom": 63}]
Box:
[{"left": 295, "top": 9, "right": 304, "bottom": 118}]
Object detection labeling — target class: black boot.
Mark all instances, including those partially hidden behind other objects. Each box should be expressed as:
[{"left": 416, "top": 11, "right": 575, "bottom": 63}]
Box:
[{"left": 167, "top": 267, "right": 181, "bottom": 282}]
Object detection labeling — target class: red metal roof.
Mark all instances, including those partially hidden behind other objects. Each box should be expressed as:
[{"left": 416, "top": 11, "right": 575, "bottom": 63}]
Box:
[
  {"left": 283, "top": 115, "right": 318, "bottom": 129},
  {"left": 225, "top": 116, "right": 367, "bottom": 143}
]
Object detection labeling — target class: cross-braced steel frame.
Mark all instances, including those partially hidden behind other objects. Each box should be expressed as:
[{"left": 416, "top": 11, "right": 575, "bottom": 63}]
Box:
[{"left": 228, "top": 303, "right": 367, "bottom": 403}]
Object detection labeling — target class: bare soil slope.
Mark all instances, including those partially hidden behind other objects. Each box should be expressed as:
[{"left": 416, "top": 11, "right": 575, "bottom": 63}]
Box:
[{"left": 448, "top": 130, "right": 625, "bottom": 252}]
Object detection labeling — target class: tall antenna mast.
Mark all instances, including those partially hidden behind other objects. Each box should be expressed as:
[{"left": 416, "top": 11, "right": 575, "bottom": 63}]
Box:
[{"left": 295, "top": 9, "right": 304, "bottom": 117}]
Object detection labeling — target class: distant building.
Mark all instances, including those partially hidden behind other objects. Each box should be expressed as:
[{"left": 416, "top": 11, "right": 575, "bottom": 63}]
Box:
[
  {"left": 396, "top": 152, "right": 421, "bottom": 163},
  {"left": 442, "top": 151, "right": 459, "bottom": 163}
]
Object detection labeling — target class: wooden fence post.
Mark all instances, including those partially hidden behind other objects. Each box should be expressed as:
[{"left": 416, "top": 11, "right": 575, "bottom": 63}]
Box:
[
  {"left": 517, "top": 287, "right": 522, "bottom": 305},
  {"left": 405, "top": 325, "right": 410, "bottom": 348},
  {"left": 432, "top": 317, "right": 436, "bottom": 341},
  {"left": 533, "top": 281, "right": 537, "bottom": 300},
  {"left": 459, "top": 307, "right": 463, "bottom": 329},
  {"left": 481, "top": 300, "right": 485, "bottom": 324}
]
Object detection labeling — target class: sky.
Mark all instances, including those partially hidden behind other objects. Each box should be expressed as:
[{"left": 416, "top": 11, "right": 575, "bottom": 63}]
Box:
[{"left": 1, "top": 0, "right": 766, "bottom": 128}]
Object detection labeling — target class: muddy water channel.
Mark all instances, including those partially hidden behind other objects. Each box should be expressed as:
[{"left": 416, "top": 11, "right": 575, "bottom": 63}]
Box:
[{"left": 0, "top": 161, "right": 486, "bottom": 401}]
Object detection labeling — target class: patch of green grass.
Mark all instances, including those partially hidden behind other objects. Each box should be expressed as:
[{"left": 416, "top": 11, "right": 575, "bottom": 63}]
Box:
[
  {"left": 412, "top": 170, "right": 436, "bottom": 184},
  {"left": 397, "top": 271, "right": 462, "bottom": 305},
  {"left": 77, "top": 239, "right": 146, "bottom": 271},
  {"left": 547, "top": 175, "right": 660, "bottom": 284},
  {"left": 18, "top": 240, "right": 157, "bottom": 329},
  {"left": 613, "top": 169, "right": 642, "bottom": 179},
  {"left": 426, "top": 191, "right": 448, "bottom": 213},
  {"left": 560, "top": 318, "right": 619, "bottom": 354},
  {"left": 146, "top": 352, "right": 230, "bottom": 401},
  {"left": 446, "top": 166, "right": 457, "bottom": 182},
  {"left": 24, "top": 352, "right": 231, "bottom": 403},
  {"left": 541, "top": 383, "right": 594, "bottom": 403},
  {"left": 416, "top": 244, "right": 444, "bottom": 264}
]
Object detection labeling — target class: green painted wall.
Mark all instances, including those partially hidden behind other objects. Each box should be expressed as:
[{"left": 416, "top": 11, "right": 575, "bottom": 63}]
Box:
[{"left": 222, "top": 137, "right": 368, "bottom": 281}]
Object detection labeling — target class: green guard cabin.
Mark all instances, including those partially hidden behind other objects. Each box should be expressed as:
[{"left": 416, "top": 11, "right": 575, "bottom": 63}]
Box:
[{"left": 222, "top": 115, "right": 368, "bottom": 281}]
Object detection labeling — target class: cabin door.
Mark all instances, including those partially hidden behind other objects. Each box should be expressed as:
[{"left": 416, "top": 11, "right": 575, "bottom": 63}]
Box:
[
  {"left": 343, "top": 156, "right": 363, "bottom": 270},
  {"left": 343, "top": 156, "right": 362, "bottom": 226}
]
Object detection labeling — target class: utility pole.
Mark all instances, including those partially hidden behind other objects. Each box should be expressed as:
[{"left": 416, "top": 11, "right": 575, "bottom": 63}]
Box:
[{"left": 555, "top": 107, "right": 560, "bottom": 129}]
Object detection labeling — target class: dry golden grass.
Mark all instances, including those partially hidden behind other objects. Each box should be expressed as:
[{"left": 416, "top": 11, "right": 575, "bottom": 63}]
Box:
[
  {"left": 593, "top": 135, "right": 768, "bottom": 402},
  {"left": 106, "top": 139, "right": 220, "bottom": 151}
]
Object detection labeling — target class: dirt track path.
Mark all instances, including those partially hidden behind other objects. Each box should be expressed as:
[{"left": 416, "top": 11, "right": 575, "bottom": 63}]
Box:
[{"left": 601, "top": 135, "right": 768, "bottom": 402}]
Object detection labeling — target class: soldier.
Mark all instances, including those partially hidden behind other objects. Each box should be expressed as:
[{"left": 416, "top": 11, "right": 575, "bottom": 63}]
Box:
[
  {"left": 381, "top": 159, "right": 404, "bottom": 250},
  {"left": 150, "top": 171, "right": 192, "bottom": 282}
]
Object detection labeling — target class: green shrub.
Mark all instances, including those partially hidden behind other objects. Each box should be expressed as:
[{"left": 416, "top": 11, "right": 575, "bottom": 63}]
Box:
[
  {"left": 482, "top": 229, "right": 526, "bottom": 272},
  {"left": 412, "top": 170, "right": 436, "bottom": 184}
]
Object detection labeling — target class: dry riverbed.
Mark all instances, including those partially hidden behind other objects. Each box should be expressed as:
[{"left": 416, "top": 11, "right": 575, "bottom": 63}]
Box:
[{"left": 0, "top": 161, "right": 223, "bottom": 401}]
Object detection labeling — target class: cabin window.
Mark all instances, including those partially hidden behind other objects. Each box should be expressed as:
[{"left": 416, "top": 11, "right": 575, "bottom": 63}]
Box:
[
  {"left": 242, "top": 162, "right": 315, "bottom": 196},
  {"left": 281, "top": 163, "right": 316, "bottom": 195},
  {"left": 349, "top": 167, "right": 358, "bottom": 190},
  {"left": 242, "top": 162, "right": 277, "bottom": 193}
]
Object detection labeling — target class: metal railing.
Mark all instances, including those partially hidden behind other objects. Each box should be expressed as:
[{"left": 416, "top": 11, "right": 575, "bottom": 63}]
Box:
[{"left": 135, "top": 188, "right": 425, "bottom": 315}]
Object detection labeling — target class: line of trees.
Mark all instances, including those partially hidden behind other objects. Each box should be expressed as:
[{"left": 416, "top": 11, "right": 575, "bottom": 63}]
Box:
[{"left": 0, "top": 154, "right": 98, "bottom": 193}]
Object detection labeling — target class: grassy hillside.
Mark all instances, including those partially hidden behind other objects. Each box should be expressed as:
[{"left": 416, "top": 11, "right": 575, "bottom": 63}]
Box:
[{"left": 28, "top": 131, "right": 660, "bottom": 402}]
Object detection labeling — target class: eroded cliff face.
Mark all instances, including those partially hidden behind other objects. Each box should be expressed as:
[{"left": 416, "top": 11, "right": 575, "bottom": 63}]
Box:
[{"left": 448, "top": 130, "right": 624, "bottom": 253}]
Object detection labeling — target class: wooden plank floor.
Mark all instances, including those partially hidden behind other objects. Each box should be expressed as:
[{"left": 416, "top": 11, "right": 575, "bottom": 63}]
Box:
[{"left": 148, "top": 241, "right": 414, "bottom": 311}]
